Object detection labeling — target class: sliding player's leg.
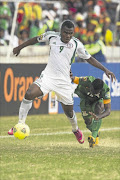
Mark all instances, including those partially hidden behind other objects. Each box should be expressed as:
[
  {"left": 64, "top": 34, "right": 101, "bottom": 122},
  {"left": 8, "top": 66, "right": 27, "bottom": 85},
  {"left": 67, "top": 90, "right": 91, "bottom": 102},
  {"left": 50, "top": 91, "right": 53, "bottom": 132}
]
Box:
[{"left": 80, "top": 99, "right": 103, "bottom": 147}]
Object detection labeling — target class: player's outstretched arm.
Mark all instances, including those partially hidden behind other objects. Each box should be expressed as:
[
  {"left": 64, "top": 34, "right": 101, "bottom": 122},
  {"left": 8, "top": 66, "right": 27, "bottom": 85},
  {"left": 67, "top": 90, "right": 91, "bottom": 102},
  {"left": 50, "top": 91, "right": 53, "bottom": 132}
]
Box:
[
  {"left": 13, "top": 37, "right": 38, "bottom": 56},
  {"left": 86, "top": 57, "right": 116, "bottom": 82},
  {"left": 89, "top": 103, "right": 111, "bottom": 120}
]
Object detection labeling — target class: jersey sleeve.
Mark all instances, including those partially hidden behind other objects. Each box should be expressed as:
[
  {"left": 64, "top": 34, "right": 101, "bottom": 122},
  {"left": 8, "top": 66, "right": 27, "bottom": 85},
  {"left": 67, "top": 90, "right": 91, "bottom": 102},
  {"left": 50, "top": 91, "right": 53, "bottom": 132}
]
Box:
[
  {"left": 76, "top": 41, "right": 91, "bottom": 59},
  {"left": 73, "top": 77, "right": 79, "bottom": 84},
  {"left": 37, "top": 31, "right": 57, "bottom": 42},
  {"left": 73, "top": 76, "right": 94, "bottom": 85},
  {"left": 103, "top": 84, "right": 111, "bottom": 104},
  {"left": 103, "top": 91, "right": 111, "bottom": 104}
]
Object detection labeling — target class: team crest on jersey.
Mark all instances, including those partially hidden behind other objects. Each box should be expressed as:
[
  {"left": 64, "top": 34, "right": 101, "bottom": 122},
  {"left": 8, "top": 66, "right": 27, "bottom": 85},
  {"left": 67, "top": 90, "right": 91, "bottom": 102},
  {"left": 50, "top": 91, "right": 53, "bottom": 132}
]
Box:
[
  {"left": 81, "top": 77, "right": 87, "bottom": 81},
  {"left": 67, "top": 43, "right": 73, "bottom": 48},
  {"left": 39, "top": 35, "right": 43, "bottom": 40},
  {"left": 105, "top": 91, "right": 110, "bottom": 98},
  {"left": 85, "top": 50, "right": 89, "bottom": 55}
]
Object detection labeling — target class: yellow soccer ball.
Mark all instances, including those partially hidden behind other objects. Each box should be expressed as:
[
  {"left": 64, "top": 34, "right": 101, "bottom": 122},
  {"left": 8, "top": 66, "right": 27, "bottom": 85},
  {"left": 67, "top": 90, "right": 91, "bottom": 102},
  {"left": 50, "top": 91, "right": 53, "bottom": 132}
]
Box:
[{"left": 13, "top": 123, "right": 30, "bottom": 139}]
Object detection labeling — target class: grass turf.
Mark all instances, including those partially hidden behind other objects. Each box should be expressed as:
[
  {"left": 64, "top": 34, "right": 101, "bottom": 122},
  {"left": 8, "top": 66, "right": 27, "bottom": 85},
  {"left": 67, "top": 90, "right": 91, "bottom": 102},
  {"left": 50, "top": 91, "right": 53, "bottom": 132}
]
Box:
[{"left": 0, "top": 111, "right": 120, "bottom": 180}]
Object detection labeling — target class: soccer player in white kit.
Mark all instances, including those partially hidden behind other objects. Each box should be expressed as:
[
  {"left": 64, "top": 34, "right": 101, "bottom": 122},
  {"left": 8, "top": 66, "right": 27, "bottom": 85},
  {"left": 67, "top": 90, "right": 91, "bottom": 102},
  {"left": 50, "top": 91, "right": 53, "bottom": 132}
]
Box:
[{"left": 8, "top": 20, "right": 116, "bottom": 144}]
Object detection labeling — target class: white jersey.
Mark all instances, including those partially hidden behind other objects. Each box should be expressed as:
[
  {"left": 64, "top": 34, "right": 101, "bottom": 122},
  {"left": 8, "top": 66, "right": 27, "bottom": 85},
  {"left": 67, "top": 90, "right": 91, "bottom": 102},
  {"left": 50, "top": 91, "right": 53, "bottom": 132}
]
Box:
[{"left": 37, "top": 31, "right": 91, "bottom": 83}]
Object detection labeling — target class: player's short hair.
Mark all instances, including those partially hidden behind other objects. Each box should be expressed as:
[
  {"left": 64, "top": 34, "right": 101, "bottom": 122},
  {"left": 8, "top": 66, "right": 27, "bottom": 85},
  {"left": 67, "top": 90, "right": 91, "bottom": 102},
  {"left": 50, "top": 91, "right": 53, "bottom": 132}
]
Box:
[
  {"left": 92, "top": 78, "right": 104, "bottom": 90},
  {"left": 61, "top": 20, "right": 74, "bottom": 29}
]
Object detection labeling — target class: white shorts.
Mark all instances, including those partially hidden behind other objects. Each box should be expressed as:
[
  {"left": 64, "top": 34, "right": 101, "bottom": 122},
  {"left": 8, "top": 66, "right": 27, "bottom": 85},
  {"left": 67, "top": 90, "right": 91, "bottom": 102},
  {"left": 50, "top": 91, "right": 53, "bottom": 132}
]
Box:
[{"left": 34, "top": 72, "right": 74, "bottom": 105}]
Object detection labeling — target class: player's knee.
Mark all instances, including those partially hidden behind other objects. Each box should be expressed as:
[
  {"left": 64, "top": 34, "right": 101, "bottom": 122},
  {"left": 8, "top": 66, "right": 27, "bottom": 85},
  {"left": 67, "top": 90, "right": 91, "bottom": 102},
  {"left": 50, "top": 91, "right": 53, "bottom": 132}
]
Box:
[
  {"left": 25, "top": 89, "right": 34, "bottom": 100},
  {"left": 83, "top": 117, "right": 92, "bottom": 125},
  {"left": 65, "top": 110, "right": 73, "bottom": 118}
]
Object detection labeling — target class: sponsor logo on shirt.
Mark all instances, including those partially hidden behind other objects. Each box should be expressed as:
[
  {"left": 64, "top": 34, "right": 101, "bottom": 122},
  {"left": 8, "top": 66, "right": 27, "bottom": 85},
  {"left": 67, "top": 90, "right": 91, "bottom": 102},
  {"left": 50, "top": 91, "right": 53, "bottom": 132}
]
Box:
[
  {"left": 39, "top": 35, "right": 43, "bottom": 40},
  {"left": 80, "top": 77, "right": 87, "bottom": 81},
  {"left": 85, "top": 50, "right": 89, "bottom": 55},
  {"left": 37, "top": 35, "right": 43, "bottom": 42},
  {"left": 67, "top": 43, "right": 73, "bottom": 48},
  {"left": 105, "top": 91, "right": 110, "bottom": 98}
]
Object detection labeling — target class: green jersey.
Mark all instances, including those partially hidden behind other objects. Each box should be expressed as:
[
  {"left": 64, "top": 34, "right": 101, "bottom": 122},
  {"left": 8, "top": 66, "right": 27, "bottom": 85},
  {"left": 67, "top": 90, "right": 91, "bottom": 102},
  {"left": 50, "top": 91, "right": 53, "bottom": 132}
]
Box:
[
  {"left": 74, "top": 76, "right": 111, "bottom": 103},
  {"left": 0, "top": 4, "right": 11, "bottom": 30}
]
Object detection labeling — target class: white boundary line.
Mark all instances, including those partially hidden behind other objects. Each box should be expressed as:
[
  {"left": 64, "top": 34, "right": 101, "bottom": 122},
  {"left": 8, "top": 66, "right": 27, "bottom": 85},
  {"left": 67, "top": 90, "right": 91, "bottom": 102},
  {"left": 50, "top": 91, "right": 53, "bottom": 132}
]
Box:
[{"left": 0, "top": 127, "right": 120, "bottom": 138}]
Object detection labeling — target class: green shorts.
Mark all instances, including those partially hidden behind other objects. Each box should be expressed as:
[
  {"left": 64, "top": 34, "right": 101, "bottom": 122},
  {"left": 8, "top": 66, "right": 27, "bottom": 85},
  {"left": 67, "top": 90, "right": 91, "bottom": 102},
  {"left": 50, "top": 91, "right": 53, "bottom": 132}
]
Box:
[{"left": 80, "top": 98, "right": 103, "bottom": 123}]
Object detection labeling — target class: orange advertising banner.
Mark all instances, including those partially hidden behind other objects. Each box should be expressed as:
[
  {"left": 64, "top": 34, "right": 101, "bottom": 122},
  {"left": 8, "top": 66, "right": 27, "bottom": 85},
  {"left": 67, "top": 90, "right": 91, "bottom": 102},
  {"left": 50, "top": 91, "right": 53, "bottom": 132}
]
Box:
[{"left": 0, "top": 64, "right": 48, "bottom": 116}]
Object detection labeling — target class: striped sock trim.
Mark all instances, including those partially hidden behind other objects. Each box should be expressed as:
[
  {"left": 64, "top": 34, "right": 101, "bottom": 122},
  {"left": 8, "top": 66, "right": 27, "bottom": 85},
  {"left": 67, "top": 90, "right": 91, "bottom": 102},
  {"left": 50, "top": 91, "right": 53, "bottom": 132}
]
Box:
[{"left": 23, "top": 98, "right": 32, "bottom": 104}]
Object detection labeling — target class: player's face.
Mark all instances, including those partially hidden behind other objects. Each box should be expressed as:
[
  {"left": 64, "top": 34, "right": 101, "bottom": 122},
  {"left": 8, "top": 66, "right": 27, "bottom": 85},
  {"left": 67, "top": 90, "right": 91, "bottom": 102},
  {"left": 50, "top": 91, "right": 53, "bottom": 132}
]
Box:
[
  {"left": 61, "top": 26, "right": 74, "bottom": 43},
  {"left": 90, "top": 85, "right": 101, "bottom": 95}
]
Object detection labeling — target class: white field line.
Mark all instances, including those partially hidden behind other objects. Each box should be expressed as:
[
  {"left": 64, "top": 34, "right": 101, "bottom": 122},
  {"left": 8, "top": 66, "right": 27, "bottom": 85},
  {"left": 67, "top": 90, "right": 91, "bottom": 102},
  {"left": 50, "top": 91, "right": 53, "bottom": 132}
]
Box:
[{"left": 0, "top": 127, "right": 120, "bottom": 139}]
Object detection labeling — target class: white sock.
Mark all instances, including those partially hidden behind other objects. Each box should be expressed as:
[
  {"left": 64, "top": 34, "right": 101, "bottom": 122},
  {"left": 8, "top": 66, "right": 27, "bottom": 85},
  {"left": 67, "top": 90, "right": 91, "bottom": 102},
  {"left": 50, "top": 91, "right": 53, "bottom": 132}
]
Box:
[
  {"left": 18, "top": 98, "right": 32, "bottom": 124},
  {"left": 67, "top": 111, "right": 78, "bottom": 132}
]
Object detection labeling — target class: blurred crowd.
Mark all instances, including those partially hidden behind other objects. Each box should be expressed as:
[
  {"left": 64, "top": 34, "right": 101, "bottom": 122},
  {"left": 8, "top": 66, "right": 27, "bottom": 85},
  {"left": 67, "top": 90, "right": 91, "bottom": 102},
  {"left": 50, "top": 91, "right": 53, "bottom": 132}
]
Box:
[{"left": 0, "top": 0, "right": 120, "bottom": 62}]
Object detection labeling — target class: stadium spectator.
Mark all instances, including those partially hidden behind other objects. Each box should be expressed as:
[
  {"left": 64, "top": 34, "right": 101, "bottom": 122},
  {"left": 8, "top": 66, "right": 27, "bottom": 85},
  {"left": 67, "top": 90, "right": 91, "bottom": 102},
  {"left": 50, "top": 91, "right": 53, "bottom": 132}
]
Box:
[
  {"left": 82, "top": 0, "right": 94, "bottom": 23},
  {"left": 37, "top": 18, "right": 54, "bottom": 36},
  {"left": 18, "top": 29, "right": 29, "bottom": 45},
  {"left": 74, "top": 13, "right": 87, "bottom": 44},
  {"left": 1, "top": 1, "right": 118, "bottom": 48},
  {"left": 0, "top": 27, "right": 7, "bottom": 46},
  {"left": 17, "top": 2, "right": 42, "bottom": 33},
  {"left": 8, "top": 20, "right": 116, "bottom": 145},
  {"left": 29, "top": 19, "right": 40, "bottom": 39},
  {"left": 0, "top": 2, "right": 12, "bottom": 33},
  {"left": 71, "top": 75, "right": 111, "bottom": 148},
  {"left": 85, "top": 32, "right": 107, "bottom": 62},
  {"left": 85, "top": 19, "right": 99, "bottom": 44},
  {"left": 32, "top": 2, "right": 42, "bottom": 21},
  {"left": 102, "top": 17, "right": 113, "bottom": 46},
  {"left": 4, "top": 27, "right": 19, "bottom": 47},
  {"left": 106, "top": 1, "right": 118, "bottom": 28},
  {"left": 115, "top": 21, "right": 120, "bottom": 46}
]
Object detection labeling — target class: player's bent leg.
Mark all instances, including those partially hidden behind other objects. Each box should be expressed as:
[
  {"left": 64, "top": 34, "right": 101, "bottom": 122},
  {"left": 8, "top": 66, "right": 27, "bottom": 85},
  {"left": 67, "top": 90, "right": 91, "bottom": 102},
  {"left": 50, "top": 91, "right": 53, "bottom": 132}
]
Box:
[
  {"left": 8, "top": 98, "right": 32, "bottom": 136},
  {"left": 8, "top": 84, "right": 44, "bottom": 135},
  {"left": 81, "top": 100, "right": 103, "bottom": 147},
  {"left": 19, "top": 84, "right": 44, "bottom": 123},
  {"left": 61, "top": 103, "right": 84, "bottom": 144},
  {"left": 83, "top": 115, "right": 101, "bottom": 147},
  {"left": 87, "top": 119, "right": 102, "bottom": 147},
  {"left": 25, "top": 83, "right": 43, "bottom": 100},
  {"left": 18, "top": 98, "right": 32, "bottom": 124}
]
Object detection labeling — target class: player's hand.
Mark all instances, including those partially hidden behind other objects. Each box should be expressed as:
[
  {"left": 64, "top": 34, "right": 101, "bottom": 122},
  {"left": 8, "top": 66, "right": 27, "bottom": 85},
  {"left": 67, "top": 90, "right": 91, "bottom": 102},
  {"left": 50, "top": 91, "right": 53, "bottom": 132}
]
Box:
[
  {"left": 13, "top": 47, "right": 21, "bottom": 56},
  {"left": 105, "top": 69, "right": 116, "bottom": 82},
  {"left": 89, "top": 112, "right": 99, "bottom": 120}
]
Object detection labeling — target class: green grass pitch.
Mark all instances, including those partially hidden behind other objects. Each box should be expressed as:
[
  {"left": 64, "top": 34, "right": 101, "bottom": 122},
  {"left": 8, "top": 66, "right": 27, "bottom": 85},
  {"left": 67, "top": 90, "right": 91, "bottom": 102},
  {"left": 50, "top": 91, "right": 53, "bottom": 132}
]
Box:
[{"left": 0, "top": 111, "right": 120, "bottom": 180}]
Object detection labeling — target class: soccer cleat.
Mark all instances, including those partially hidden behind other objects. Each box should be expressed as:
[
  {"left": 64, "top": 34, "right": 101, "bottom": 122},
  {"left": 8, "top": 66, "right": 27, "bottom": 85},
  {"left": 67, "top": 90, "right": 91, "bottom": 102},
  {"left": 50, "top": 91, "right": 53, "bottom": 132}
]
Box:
[
  {"left": 95, "top": 131, "right": 100, "bottom": 145},
  {"left": 8, "top": 128, "right": 13, "bottom": 135},
  {"left": 73, "top": 128, "right": 84, "bottom": 144},
  {"left": 88, "top": 136, "right": 95, "bottom": 148},
  {"left": 95, "top": 137, "right": 99, "bottom": 145}
]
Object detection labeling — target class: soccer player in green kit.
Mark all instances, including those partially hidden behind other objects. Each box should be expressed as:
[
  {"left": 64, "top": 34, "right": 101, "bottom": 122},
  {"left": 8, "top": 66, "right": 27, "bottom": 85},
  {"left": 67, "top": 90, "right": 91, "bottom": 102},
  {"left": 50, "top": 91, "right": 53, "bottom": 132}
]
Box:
[{"left": 72, "top": 75, "right": 111, "bottom": 148}]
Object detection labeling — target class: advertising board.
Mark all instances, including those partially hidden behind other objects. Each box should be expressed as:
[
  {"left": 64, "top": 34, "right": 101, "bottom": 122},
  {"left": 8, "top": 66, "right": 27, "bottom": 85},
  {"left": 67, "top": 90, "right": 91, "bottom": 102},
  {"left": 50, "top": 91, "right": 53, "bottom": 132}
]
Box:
[{"left": 0, "top": 64, "right": 48, "bottom": 116}]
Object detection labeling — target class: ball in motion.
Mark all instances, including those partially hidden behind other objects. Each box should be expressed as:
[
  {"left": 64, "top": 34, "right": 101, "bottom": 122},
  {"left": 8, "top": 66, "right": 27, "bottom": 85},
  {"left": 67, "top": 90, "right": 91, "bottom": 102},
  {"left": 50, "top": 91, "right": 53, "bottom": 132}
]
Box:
[{"left": 13, "top": 123, "right": 30, "bottom": 139}]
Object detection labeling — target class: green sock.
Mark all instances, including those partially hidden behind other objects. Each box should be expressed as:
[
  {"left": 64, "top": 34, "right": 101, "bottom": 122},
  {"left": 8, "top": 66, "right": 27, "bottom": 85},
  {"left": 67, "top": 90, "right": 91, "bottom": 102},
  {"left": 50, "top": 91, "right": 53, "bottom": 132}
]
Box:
[{"left": 87, "top": 119, "right": 102, "bottom": 139}]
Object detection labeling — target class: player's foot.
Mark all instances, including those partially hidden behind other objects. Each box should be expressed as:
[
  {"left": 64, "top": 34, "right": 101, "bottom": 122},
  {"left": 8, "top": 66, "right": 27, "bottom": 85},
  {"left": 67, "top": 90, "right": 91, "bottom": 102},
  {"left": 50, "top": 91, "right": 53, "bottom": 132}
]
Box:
[
  {"left": 73, "top": 128, "right": 84, "bottom": 144},
  {"left": 8, "top": 128, "right": 13, "bottom": 135},
  {"left": 95, "top": 131, "right": 100, "bottom": 145},
  {"left": 88, "top": 136, "right": 95, "bottom": 148}
]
